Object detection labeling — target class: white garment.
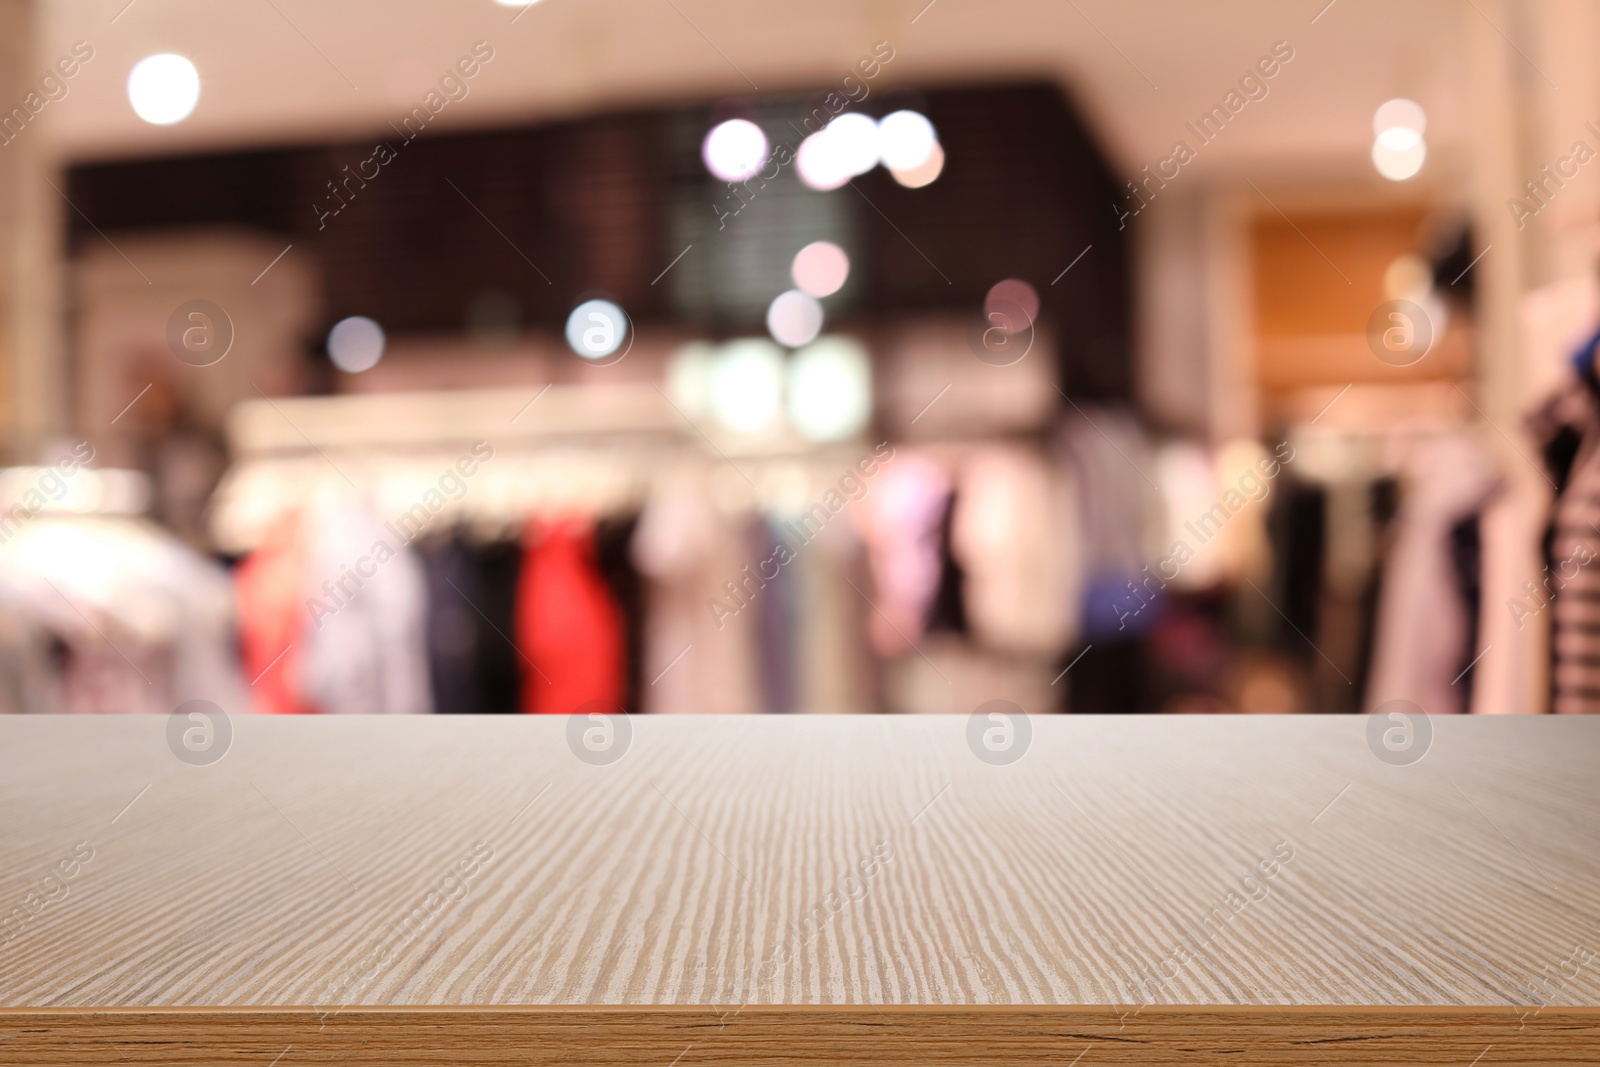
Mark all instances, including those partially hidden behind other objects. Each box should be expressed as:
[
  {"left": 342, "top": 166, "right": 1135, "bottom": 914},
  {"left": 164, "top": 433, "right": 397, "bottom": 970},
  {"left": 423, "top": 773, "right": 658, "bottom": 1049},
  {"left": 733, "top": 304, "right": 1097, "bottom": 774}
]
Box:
[
  {"left": 0, "top": 516, "right": 248, "bottom": 714},
  {"left": 951, "top": 445, "right": 1081, "bottom": 655},
  {"left": 1473, "top": 455, "right": 1552, "bottom": 714},
  {"left": 1057, "top": 406, "right": 1162, "bottom": 578},
  {"left": 300, "top": 502, "right": 432, "bottom": 714},
  {"left": 1519, "top": 274, "right": 1599, "bottom": 413},
  {"left": 631, "top": 468, "right": 761, "bottom": 714},
  {"left": 851, "top": 451, "right": 950, "bottom": 658},
  {"left": 1365, "top": 434, "right": 1495, "bottom": 716},
  {"left": 793, "top": 516, "right": 873, "bottom": 713}
]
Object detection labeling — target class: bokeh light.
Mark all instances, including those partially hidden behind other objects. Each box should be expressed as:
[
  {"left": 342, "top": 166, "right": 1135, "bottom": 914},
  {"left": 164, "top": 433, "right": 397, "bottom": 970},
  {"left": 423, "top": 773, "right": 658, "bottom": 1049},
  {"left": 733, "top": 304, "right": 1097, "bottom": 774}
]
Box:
[
  {"left": 709, "top": 339, "right": 785, "bottom": 434},
  {"left": 984, "top": 279, "right": 1040, "bottom": 335},
  {"left": 1372, "top": 127, "right": 1425, "bottom": 181},
  {"left": 791, "top": 241, "right": 850, "bottom": 298},
  {"left": 767, "top": 289, "right": 825, "bottom": 348},
  {"left": 127, "top": 54, "right": 200, "bottom": 125},
  {"left": 1373, "top": 98, "right": 1426, "bottom": 137},
  {"left": 702, "top": 118, "right": 768, "bottom": 182},
  {"left": 827, "top": 113, "right": 881, "bottom": 178},
  {"left": 877, "top": 110, "right": 937, "bottom": 170},
  {"left": 788, "top": 337, "right": 872, "bottom": 442},
  {"left": 890, "top": 140, "right": 945, "bottom": 188},
  {"left": 327, "top": 316, "right": 385, "bottom": 373},
  {"left": 1372, "top": 99, "right": 1426, "bottom": 182},
  {"left": 797, "top": 129, "right": 853, "bottom": 191}
]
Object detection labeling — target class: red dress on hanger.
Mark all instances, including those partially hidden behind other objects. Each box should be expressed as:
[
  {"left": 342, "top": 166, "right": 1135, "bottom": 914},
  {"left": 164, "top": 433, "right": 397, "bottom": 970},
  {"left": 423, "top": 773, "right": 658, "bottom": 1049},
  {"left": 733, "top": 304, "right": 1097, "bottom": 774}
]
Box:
[
  {"left": 515, "top": 518, "right": 626, "bottom": 714},
  {"left": 234, "top": 512, "right": 317, "bottom": 715}
]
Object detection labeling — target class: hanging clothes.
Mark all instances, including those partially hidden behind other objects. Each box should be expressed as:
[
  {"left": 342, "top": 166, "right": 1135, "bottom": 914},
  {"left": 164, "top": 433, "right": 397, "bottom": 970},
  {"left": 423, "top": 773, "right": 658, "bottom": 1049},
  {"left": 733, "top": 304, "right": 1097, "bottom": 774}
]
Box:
[
  {"left": 631, "top": 468, "right": 761, "bottom": 714},
  {"left": 852, "top": 451, "right": 951, "bottom": 658},
  {"left": 235, "top": 512, "right": 316, "bottom": 714},
  {"left": 750, "top": 517, "right": 800, "bottom": 713},
  {"left": 790, "top": 514, "right": 874, "bottom": 713},
  {"left": 951, "top": 445, "right": 1082, "bottom": 655},
  {"left": 1056, "top": 405, "right": 1162, "bottom": 641},
  {"left": 0, "top": 515, "right": 248, "bottom": 715},
  {"left": 1364, "top": 433, "right": 1495, "bottom": 716},
  {"left": 516, "top": 517, "right": 625, "bottom": 714},
  {"left": 420, "top": 533, "right": 483, "bottom": 715},
  {"left": 1551, "top": 439, "right": 1600, "bottom": 713},
  {"left": 471, "top": 535, "right": 524, "bottom": 714},
  {"left": 300, "top": 501, "right": 433, "bottom": 715},
  {"left": 0, "top": 585, "right": 60, "bottom": 714},
  {"left": 594, "top": 514, "right": 646, "bottom": 715}
]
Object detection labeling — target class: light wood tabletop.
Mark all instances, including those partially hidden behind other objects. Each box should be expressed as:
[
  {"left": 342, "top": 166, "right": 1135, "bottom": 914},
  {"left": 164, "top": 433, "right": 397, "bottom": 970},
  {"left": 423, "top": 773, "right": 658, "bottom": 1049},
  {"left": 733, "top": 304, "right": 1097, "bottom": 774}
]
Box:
[{"left": 1, "top": 713, "right": 1597, "bottom": 1065}]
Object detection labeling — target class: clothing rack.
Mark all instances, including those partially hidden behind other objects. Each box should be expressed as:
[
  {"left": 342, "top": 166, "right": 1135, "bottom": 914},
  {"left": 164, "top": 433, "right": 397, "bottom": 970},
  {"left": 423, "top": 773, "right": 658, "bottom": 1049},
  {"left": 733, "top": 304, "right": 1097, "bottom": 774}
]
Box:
[{"left": 212, "top": 384, "right": 887, "bottom": 553}]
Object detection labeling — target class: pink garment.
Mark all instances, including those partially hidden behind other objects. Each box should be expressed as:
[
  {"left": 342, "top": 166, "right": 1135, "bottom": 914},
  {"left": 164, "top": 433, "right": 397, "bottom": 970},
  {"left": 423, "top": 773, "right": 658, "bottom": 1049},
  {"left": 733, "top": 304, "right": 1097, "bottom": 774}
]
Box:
[
  {"left": 952, "top": 446, "right": 1080, "bottom": 655},
  {"left": 631, "top": 472, "right": 761, "bottom": 714},
  {"left": 852, "top": 452, "right": 950, "bottom": 657},
  {"left": 1365, "top": 434, "right": 1495, "bottom": 716}
]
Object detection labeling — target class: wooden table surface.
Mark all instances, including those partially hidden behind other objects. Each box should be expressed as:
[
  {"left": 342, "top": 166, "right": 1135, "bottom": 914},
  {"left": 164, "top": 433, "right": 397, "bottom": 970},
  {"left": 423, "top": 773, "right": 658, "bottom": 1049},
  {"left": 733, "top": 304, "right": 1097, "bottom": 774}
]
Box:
[{"left": 2, "top": 714, "right": 1597, "bottom": 1065}]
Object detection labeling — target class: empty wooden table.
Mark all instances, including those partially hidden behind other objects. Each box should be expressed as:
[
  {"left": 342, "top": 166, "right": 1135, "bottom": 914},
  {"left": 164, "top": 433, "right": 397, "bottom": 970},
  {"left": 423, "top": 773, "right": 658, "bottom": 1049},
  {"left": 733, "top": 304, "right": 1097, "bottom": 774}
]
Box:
[{"left": 1, "top": 713, "right": 1596, "bottom": 1064}]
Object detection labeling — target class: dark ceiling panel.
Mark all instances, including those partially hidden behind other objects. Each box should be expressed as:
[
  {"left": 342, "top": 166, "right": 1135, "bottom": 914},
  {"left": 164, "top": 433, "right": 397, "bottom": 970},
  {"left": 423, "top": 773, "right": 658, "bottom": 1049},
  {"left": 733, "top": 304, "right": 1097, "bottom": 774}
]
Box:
[{"left": 63, "top": 80, "right": 1131, "bottom": 398}]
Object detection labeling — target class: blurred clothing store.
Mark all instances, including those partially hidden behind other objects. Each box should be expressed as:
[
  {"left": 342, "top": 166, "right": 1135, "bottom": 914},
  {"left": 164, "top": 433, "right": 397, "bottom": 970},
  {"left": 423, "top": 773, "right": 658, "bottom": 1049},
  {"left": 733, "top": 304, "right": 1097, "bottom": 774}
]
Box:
[{"left": 0, "top": 0, "right": 1595, "bottom": 716}]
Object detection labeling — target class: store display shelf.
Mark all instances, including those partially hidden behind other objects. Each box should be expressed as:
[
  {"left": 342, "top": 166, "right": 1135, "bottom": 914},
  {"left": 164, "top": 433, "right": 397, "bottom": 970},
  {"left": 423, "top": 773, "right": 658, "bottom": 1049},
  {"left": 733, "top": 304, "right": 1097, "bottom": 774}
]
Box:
[{"left": 2, "top": 714, "right": 1596, "bottom": 1064}]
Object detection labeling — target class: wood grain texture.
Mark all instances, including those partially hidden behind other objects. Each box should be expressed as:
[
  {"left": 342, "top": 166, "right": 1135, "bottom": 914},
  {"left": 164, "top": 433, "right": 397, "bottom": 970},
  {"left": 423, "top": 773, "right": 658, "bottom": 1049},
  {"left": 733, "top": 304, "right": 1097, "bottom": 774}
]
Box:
[
  {"left": 3, "top": 1007, "right": 1599, "bottom": 1067},
  {"left": 2, "top": 715, "right": 1598, "bottom": 1062}
]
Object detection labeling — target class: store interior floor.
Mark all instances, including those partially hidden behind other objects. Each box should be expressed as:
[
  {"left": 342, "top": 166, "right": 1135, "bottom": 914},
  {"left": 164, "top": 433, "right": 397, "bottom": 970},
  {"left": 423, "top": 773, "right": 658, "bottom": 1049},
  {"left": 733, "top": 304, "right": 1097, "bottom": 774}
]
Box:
[{"left": 0, "top": 0, "right": 1595, "bottom": 717}]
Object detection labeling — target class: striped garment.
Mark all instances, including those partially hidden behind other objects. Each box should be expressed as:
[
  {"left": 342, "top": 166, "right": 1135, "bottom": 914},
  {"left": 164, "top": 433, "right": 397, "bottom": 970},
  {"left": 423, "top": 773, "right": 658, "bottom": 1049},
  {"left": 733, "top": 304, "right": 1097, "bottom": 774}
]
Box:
[{"left": 1551, "top": 431, "right": 1600, "bottom": 713}]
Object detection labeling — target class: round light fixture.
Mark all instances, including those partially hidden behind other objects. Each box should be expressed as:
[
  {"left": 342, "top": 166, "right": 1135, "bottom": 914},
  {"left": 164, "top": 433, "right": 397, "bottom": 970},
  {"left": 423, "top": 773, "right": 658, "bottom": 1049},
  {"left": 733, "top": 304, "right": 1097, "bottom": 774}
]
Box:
[
  {"left": 127, "top": 54, "right": 200, "bottom": 125},
  {"left": 702, "top": 118, "right": 769, "bottom": 182},
  {"left": 890, "top": 140, "right": 944, "bottom": 188},
  {"left": 877, "top": 110, "right": 937, "bottom": 170},
  {"left": 327, "top": 316, "right": 385, "bottom": 373},
  {"left": 797, "top": 129, "right": 853, "bottom": 191},
  {"left": 1373, "top": 98, "right": 1426, "bottom": 137},
  {"left": 1372, "top": 126, "right": 1426, "bottom": 181},
  {"left": 788, "top": 338, "right": 872, "bottom": 442},
  {"left": 791, "top": 241, "right": 850, "bottom": 298},
  {"left": 825, "top": 113, "right": 880, "bottom": 177},
  {"left": 565, "top": 299, "right": 630, "bottom": 361},
  {"left": 767, "top": 289, "right": 825, "bottom": 348}
]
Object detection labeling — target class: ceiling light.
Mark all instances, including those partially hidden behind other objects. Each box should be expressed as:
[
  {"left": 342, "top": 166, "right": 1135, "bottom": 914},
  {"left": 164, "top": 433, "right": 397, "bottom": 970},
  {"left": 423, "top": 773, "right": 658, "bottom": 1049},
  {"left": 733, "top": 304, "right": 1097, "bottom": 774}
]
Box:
[
  {"left": 702, "top": 118, "right": 768, "bottom": 182},
  {"left": 791, "top": 241, "right": 850, "bottom": 298},
  {"left": 890, "top": 140, "right": 944, "bottom": 188},
  {"left": 797, "top": 129, "right": 852, "bottom": 191},
  {"left": 127, "top": 54, "right": 200, "bottom": 125},
  {"left": 826, "top": 113, "right": 880, "bottom": 177},
  {"left": 877, "top": 110, "right": 937, "bottom": 170},
  {"left": 327, "top": 316, "right": 385, "bottom": 373},
  {"left": 1373, "top": 98, "right": 1426, "bottom": 137},
  {"left": 767, "top": 290, "right": 825, "bottom": 348},
  {"left": 1376, "top": 125, "right": 1422, "bottom": 153},
  {"left": 1372, "top": 127, "right": 1426, "bottom": 181}
]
